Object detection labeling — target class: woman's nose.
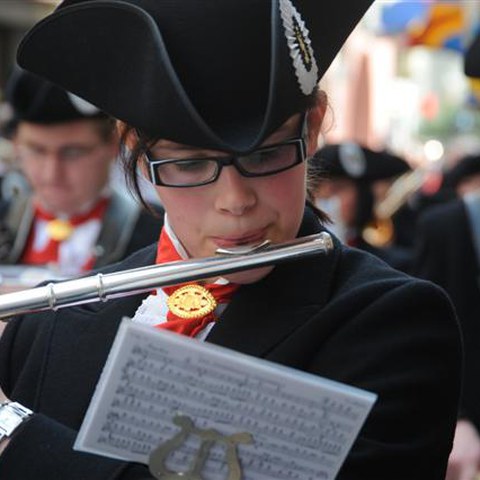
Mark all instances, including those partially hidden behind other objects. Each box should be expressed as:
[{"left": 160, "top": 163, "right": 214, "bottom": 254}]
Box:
[{"left": 214, "top": 165, "right": 257, "bottom": 215}]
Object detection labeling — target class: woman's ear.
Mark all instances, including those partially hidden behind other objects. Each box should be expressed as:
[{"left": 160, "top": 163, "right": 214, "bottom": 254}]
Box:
[{"left": 306, "top": 91, "right": 327, "bottom": 156}]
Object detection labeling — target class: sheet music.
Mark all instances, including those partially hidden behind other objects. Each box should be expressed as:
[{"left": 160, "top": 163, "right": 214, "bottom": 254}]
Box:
[{"left": 75, "top": 319, "right": 376, "bottom": 480}]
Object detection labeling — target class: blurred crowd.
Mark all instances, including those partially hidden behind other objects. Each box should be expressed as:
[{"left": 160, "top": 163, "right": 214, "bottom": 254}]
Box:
[{"left": 309, "top": 30, "right": 480, "bottom": 480}]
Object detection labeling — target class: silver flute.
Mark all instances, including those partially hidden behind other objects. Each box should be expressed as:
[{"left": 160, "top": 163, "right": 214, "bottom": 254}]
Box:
[{"left": 0, "top": 232, "right": 333, "bottom": 320}]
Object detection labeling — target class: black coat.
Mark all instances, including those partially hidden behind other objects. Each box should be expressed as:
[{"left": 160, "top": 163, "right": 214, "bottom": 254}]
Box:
[
  {"left": 0, "top": 212, "right": 462, "bottom": 480},
  {"left": 413, "top": 198, "right": 480, "bottom": 428},
  {"left": 352, "top": 236, "right": 413, "bottom": 274}
]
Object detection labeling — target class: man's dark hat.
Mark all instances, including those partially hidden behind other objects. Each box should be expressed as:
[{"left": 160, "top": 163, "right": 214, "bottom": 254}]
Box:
[
  {"left": 3, "top": 66, "right": 108, "bottom": 135},
  {"left": 443, "top": 154, "right": 480, "bottom": 189},
  {"left": 16, "top": 0, "right": 374, "bottom": 153},
  {"left": 465, "top": 32, "right": 480, "bottom": 78},
  {"left": 312, "top": 143, "right": 411, "bottom": 183}
]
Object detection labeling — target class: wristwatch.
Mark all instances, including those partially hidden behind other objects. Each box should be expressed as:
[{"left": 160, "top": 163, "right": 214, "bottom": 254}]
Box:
[{"left": 0, "top": 401, "right": 33, "bottom": 445}]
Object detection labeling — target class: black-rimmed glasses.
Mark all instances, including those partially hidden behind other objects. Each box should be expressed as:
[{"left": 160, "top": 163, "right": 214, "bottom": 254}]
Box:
[{"left": 145, "top": 117, "right": 307, "bottom": 188}]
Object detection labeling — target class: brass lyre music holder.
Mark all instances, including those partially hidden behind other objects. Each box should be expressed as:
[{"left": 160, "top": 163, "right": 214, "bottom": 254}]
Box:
[{"left": 149, "top": 415, "right": 253, "bottom": 480}]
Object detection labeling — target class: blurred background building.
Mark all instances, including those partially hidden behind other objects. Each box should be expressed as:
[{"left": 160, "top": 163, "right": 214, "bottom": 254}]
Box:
[{"left": 321, "top": 0, "right": 480, "bottom": 173}]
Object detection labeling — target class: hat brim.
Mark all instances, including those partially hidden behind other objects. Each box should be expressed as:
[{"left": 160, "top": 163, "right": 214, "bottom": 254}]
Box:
[{"left": 18, "top": 0, "right": 374, "bottom": 153}]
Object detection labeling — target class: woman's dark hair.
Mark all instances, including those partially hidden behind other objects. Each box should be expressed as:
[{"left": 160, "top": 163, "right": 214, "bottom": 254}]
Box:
[
  {"left": 119, "top": 86, "right": 330, "bottom": 223},
  {"left": 306, "top": 159, "right": 331, "bottom": 224},
  {"left": 119, "top": 127, "right": 162, "bottom": 215}
]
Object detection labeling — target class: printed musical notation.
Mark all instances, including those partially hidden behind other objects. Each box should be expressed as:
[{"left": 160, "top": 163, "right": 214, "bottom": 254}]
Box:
[{"left": 74, "top": 319, "right": 376, "bottom": 480}]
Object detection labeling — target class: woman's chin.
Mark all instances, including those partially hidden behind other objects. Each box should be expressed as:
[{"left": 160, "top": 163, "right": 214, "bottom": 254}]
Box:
[{"left": 224, "top": 266, "right": 274, "bottom": 285}]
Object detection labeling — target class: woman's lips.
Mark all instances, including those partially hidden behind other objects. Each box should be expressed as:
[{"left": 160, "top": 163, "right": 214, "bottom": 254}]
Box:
[{"left": 211, "top": 228, "right": 268, "bottom": 248}]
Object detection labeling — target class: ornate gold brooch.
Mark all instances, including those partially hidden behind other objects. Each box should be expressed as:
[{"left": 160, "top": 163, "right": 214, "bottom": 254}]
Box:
[{"left": 167, "top": 284, "right": 217, "bottom": 319}]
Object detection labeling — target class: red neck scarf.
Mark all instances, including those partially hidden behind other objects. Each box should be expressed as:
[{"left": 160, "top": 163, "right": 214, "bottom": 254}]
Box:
[
  {"left": 155, "top": 228, "right": 239, "bottom": 337},
  {"left": 21, "top": 197, "right": 109, "bottom": 270}
]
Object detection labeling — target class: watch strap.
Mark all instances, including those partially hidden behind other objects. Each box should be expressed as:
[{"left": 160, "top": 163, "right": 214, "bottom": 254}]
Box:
[{"left": 0, "top": 401, "right": 33, "bottom": 443}]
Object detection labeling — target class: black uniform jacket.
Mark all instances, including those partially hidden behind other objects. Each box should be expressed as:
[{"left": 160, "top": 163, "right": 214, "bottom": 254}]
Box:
[
  {"left": 0, "top": 211, "right": 462, "bottom": 480},
  {"left": 352, "top": 236, "right": 413, "bottom": 274},
  {"left": 0, "top": 189, "right": 163, "bottom": 268},
  {"left": 413, "top": 198, "right": 480, "bottom": 429}
]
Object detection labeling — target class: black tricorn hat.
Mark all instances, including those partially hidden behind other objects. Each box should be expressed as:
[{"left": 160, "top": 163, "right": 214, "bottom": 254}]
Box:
[
  {"left": 3, "top": 65, "right": 107, "bottom": 135},
  {"left": 17, "top": 0, "right": 374, "bottom": 154},
  {"left": 465, "top": 32, "right": 480, "bottom": 78},
  {"left": 312, "top": 143, "right": 411, "bottom": 183}
]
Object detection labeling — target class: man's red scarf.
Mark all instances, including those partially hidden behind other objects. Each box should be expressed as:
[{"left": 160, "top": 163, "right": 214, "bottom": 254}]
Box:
[{"left": 21, "top": 198, "right": 108, "bottom": 271}]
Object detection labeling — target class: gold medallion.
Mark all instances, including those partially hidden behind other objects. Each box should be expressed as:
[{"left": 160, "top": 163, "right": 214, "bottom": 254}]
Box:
[
  {"left": 46, "top": 219, "right": 74, "bottom": 242},
  {"left": 167, "top": 284, "right": 217, "bottom": 319}
]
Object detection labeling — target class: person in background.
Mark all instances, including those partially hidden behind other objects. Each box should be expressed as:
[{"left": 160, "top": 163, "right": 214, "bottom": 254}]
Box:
[
  {"left": 0, "top": 67, "right": 163, "bottom": 279},
  {"left": 413, "top": 188, "right": 480, "bottom": 480},
  {"left": 309, "top": 142, "right": 416, "bottom": 272},
  {"left": 413, "top": 32, "right": 480, "bottom": 480},
  {"left": 442, "top": 153, "right": 480, "bottom": 199},
  {"left": 0, "top": 1, "right": 461, "bottom": 479}
]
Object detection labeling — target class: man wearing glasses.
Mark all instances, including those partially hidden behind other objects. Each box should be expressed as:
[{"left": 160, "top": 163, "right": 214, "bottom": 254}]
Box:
[{"left": 0, "top": 67, "right": 162, "bottom": 279}]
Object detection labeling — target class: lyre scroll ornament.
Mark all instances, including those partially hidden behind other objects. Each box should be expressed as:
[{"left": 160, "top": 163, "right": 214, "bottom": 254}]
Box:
[{"left": 149, "top": 415, "right": 253, "bottom": 480}]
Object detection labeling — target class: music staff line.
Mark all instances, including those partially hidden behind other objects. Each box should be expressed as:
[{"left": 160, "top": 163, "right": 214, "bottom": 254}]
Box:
[
  {"left": 117, "top": 366, "right": 352, "bottom": 434},
  {"left": 102, "top": 407, "right": 338, "bottom": 466},
  {"left": 123, "top": 351, "right": 360, "bottom": 425},
  {"left": 130, "top": 345, "right": 361, "bottom": 419},
  {"left": 108, "top": 385, "right": 346, "bottom": 455},
  {"left": 98, "top": 426, "right": 329, "bottom": 480}
]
